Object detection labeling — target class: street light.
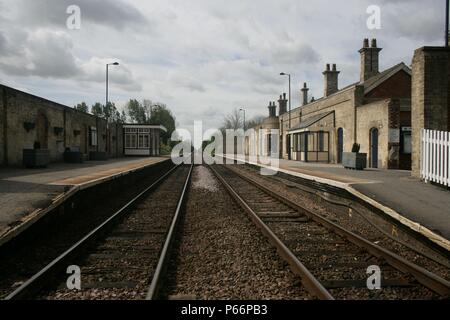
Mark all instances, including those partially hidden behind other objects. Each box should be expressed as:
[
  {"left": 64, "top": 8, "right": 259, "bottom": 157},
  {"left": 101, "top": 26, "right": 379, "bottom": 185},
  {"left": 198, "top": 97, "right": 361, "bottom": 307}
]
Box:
[
  {"left": 239, "top": 108, "right": 246, "bottom": 131},
  {"left": 106, "top": 62, "right": 119, "bottom": 154},
  {"left": 446, "top": 0, "right": 449, "bottom": 47},
  {"left": 280, "top": 72, "right": 292, "bottom": 160},
  {"left": 106, "top": 62, "right": 120, "bottom": 119}
]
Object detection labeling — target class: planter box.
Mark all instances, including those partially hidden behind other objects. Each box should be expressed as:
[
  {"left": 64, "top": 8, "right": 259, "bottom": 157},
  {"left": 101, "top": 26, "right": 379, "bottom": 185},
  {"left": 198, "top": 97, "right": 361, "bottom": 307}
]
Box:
[
  {"left": 64, "top": 151, "right": 84, "bottom": 164},
  {"left": 89, "top": 151, "right": 108, "bottom": 161},
  {"left": 342, "top": 152, "right": 367, "bottom": 170},
  {"left": 23, "top": 149, "right": 50, "bottom": 168}
]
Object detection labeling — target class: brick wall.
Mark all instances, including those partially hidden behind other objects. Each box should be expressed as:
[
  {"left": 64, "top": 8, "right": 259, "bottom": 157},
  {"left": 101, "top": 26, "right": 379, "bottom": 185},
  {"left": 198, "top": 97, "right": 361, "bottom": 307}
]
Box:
[
  {"left": 411, "top": 47, "right": 450, "bottom": 177},
  {"left": 0, "top": 85, "right": 124, "bottom": 167}
]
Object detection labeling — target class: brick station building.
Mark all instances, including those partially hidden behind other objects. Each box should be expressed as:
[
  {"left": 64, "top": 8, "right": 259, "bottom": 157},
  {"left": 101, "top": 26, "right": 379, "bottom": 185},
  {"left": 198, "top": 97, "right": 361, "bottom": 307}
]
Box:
[
  {"left": 252, "top": 39, "right": 413, "bottom": 170},
  {"left": 0, "top": 84, "right": 162, "bottom": 167}
]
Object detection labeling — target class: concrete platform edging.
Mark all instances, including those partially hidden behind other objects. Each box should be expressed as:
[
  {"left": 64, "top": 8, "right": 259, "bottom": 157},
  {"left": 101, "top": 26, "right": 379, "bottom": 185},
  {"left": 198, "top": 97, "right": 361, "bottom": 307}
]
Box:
[
  {"left": 0, "top": 158, "right": 172, "bottom": 248},
  {"left": 221, "top": 155, "right": 450, "bottom": 252}
]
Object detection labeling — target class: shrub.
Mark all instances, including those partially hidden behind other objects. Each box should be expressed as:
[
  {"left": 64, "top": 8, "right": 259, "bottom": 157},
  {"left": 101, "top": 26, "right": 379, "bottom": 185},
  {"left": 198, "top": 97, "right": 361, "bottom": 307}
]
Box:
[{"left": 351, "top": 143, "right": 361, "bottom": 153}]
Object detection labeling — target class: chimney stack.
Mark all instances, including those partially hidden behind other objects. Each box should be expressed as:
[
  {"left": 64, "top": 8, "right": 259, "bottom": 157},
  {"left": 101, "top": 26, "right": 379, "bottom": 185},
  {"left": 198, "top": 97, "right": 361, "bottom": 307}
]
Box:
[
  {"left": 278, "top": 93, "right": 288, "bottom": 115},
  {"left": 359, "top": 38, "right": 382, "bottom": 82},
  {"left": 323, "top": 63, "right": 340, "bottom": 97},
  {"left": 301, "top": 82, "right": 309, "bottom": 106},
  {"left": 268, "top": 101, "right": 276, "bottom": 117}
]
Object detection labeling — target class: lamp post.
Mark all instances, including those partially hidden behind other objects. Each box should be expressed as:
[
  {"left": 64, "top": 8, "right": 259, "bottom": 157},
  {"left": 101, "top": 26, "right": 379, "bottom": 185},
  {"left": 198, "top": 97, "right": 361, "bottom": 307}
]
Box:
[
  {"left": 106, "top": 62, "right": 120, "bottom": 121},
  {"left": 106, "top": 62, "right": 119, "bottom": 154},
  {"left": 239, "top": 108, "right": 246, "bottom": 131},
  {"left": 280, "top": 72, "right": 292, "bottom": 160},
  {"left": 446, "top": 0, "right": 449, "bottom": 47}
]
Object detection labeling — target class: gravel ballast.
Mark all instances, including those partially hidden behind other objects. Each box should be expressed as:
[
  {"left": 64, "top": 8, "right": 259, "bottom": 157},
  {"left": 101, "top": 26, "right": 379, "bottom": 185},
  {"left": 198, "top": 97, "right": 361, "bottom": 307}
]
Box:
[{"left": 164, "top": 166, "right": 312, "bottom": 300}]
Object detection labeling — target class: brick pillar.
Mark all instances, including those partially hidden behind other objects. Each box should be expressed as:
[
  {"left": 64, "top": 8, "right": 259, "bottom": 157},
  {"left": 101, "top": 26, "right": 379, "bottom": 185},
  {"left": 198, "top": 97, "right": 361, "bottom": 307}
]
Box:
[
  {"left": 388, "top": 99, "right": 401, "bottom": 169},
  {"left": 411, "top": 47, "right": 450, "bottom": 177}
]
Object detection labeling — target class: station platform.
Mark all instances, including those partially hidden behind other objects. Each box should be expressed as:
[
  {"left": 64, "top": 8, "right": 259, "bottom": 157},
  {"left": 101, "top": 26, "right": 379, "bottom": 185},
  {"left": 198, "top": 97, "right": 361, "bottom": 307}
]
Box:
[
  {"left": 0, "top": 157, "right": 169, "bottom": 242},
  {"left": 223, "top": 155, "right": 450, "bottom": 251}
]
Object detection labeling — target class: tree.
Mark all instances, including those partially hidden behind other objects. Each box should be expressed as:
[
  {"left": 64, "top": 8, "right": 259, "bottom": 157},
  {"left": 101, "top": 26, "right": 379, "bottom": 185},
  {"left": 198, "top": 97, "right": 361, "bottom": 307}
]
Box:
[
  {"left": 150, "top": 104, "right": 176, "bottom": 145},
  {"left": 74, "top": 102, "right": 89, "bottom": 113},
  {"left": 89, "top": 102, "right": 126, "bottom": 123},
  {"left": 247, "top": 116, "right": 265, "bottom": 129},
  {"left": 126, "top": 99, "right": 147, "bottom": 124},
  {"left": 91, "top": 102, "right": 104, "bottom": 118},
  {"left": 222, "top": 108, "right": 244, "bottom": 131},
  {"left": 124, "top": 99, "right": 177, "bottom": 146}
]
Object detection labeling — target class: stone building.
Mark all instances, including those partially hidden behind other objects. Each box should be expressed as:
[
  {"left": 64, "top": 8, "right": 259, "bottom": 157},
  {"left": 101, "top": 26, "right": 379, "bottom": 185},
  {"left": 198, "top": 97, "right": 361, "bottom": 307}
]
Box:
[
  {"left": 0, "top": 84, "right": 161, "bottom": 167},
  {"left": 251, "top": 39, "right": 413, "bottom": 170}
]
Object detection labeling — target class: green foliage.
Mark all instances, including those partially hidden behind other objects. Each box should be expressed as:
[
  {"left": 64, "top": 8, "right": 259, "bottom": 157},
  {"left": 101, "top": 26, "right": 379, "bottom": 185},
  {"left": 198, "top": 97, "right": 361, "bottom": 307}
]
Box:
[
  {"left": 160, "top": 144, "right": 172, "bottom": 156},
  {"left": 352, "top": 143, "right": 361, "bottom": 153},
  {"left": 74, "top": 102, "right": 89, "bottom": 113},
  {"left": 124, "top": 100, "right": 176, "bottom": 145},
  {"left": 90, "top": 102, "right": 126, "bottom": 123}
]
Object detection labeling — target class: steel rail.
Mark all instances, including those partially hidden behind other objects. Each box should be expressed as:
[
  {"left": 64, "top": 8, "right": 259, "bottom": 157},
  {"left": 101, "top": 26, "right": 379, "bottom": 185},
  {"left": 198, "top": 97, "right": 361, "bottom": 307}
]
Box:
[
  {"left": 146, "top": 164, "right": 193, "bottom": 300},
  {"left": 5, "top": 164, "right": 181, "bottom": 300},
  {"left": 210, "top": 165, "right": 334, "bottom": 300},
  {"left": 223, "top": 165, "right": 450, "bottom": 297}
]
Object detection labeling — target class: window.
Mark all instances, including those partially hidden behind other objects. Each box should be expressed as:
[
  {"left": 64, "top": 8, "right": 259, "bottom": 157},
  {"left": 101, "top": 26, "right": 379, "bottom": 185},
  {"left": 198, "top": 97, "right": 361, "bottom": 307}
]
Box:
[
  {"left": 138, "top": 134, "right": 150, "bottom": 149},
  {"left": 401, "top": 129, "right": 412, "bottom": 154},
  {"left": 125, "top": 134, "right": 137, "bottom": 149},
  {"left": 89, "top": 127, "right": 98, "bottom": 147}
]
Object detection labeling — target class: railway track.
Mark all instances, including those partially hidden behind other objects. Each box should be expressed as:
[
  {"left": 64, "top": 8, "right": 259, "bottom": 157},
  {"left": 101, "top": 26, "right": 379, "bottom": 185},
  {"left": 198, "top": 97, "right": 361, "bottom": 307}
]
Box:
[
  {"left": 211, "top": 164, "right": 450, "bottom": 300},
  {"left": 4, "top": 164, "right": 192, "bottom": 300}
]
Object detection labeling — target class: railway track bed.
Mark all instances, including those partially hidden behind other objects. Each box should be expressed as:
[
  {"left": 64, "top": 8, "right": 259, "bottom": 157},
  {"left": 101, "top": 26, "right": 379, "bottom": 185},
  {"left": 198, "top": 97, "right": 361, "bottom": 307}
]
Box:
[
  {"left": 211, "top": 164, "right": 450, "bottom": 300},
  {"left": 5, "top": 165, "right": 192, "bottom": 300}
]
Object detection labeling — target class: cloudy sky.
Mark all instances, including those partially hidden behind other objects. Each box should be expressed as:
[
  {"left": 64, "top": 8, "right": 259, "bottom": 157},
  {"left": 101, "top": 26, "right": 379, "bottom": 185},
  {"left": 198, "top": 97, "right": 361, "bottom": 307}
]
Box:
[{"left": 0, "top": 0, "right": 446, "bottom": 132}]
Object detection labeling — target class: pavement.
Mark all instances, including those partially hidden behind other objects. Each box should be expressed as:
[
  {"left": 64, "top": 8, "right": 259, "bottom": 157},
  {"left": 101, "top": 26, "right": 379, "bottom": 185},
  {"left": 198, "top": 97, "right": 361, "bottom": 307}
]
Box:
[
  {"left": 223, "top": 155, "right": 450, "bottom": 250},
  {"left": 0, "top": 157, "right": 169, "bottom": 239}
]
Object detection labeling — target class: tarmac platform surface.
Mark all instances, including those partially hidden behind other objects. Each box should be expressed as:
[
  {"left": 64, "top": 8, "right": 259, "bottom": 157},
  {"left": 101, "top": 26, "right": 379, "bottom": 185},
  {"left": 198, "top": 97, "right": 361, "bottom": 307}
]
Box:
[
  {"left": 224, "top": 155, "right": 450, "bottom": 250},
  {"left": 0, "top": 157, "right": 168, "bottom": 239}
]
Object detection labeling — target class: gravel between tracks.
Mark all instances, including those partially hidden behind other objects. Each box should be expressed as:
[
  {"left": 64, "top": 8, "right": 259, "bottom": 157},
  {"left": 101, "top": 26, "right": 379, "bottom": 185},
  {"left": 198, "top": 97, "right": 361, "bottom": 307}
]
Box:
[
  {"left": 229, "top": 164, "right": 450, "bottom": 282},
  {"left": 164, "top": 166, "right": 312, "bottom": 300}
]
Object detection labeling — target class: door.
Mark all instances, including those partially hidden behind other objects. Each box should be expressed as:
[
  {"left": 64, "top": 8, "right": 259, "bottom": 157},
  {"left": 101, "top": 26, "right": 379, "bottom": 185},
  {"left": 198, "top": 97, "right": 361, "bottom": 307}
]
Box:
[
  {"left": 80, "top": 125, "right": 87, "bottom": 154},
  {"left": 337, "top": 128, "right": 344, "bottom": 163},
  {"left": 370, "top": 128, "right": 379, "bottom": 168},
  {"left": 36, "top": 111, "right": 49, "bottom": 149}
]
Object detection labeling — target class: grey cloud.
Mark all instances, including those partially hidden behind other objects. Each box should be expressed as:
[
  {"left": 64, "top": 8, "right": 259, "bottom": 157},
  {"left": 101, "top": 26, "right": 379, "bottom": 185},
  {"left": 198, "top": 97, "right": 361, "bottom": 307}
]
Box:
[
  {"left": 271, "top": 43, "right": 320, "bottom": 65},
  {"left": 17, "top": 0, "right": 148, "bottom": 31}
]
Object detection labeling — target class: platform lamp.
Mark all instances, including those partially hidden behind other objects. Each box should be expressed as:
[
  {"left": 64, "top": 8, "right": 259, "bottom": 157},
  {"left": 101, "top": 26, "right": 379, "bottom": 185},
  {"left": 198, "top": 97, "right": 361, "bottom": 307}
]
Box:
[
  {"left": 280, "top": 72, "right": 292, "bottom": 160},
  {"left": 446, "top": 0, "right": 449, "bottom": 47},
  {"left": 239, "top": 108, "right": 246, "bottom": 131},
  {"left": 106, "top": 62, "right": 119, "bottom": 153}
]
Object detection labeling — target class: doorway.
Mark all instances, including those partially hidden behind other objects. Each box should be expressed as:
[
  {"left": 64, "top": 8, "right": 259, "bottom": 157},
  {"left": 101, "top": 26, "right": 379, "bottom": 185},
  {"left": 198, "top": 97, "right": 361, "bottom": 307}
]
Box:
[
  {"left": 337, "top": 128, "right": 343, "bottom": 163},
  {"left": 36, "top": 111, "right": 49, "bottom": 149},
  {"left": 370, "top": 128, "right": 379, "bottom": 168}
]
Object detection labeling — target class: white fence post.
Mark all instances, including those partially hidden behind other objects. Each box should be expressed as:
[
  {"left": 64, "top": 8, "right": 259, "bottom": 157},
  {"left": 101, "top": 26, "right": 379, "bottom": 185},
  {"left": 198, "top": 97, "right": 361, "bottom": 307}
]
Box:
[{"left": 421, "top": 128, "right": 450, "bottom": 187}]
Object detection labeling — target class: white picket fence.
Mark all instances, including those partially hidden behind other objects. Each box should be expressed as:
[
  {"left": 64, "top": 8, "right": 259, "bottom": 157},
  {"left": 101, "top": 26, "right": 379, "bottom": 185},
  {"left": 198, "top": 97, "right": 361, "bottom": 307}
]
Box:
[{"left": 421, "top": 129, "right": 450, "bottom": 186}]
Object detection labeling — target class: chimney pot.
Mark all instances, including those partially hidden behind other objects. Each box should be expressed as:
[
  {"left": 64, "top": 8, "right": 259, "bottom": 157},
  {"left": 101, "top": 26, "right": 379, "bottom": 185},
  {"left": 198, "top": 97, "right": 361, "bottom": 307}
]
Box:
[
  {"left": 371, "top": 38, "right": 377, "bottom": 48},
  {"left": 323, "top": 64, "right": 340, "bottom": 97},
  {"left": 363, "top": 38, "right": 369, "bottom": 48},
  {"left": 301, "top": 82, "right": 309, "bottom": 106},
  {"left": 359, "top": 38, "right": 382, "bottom": 82}
]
